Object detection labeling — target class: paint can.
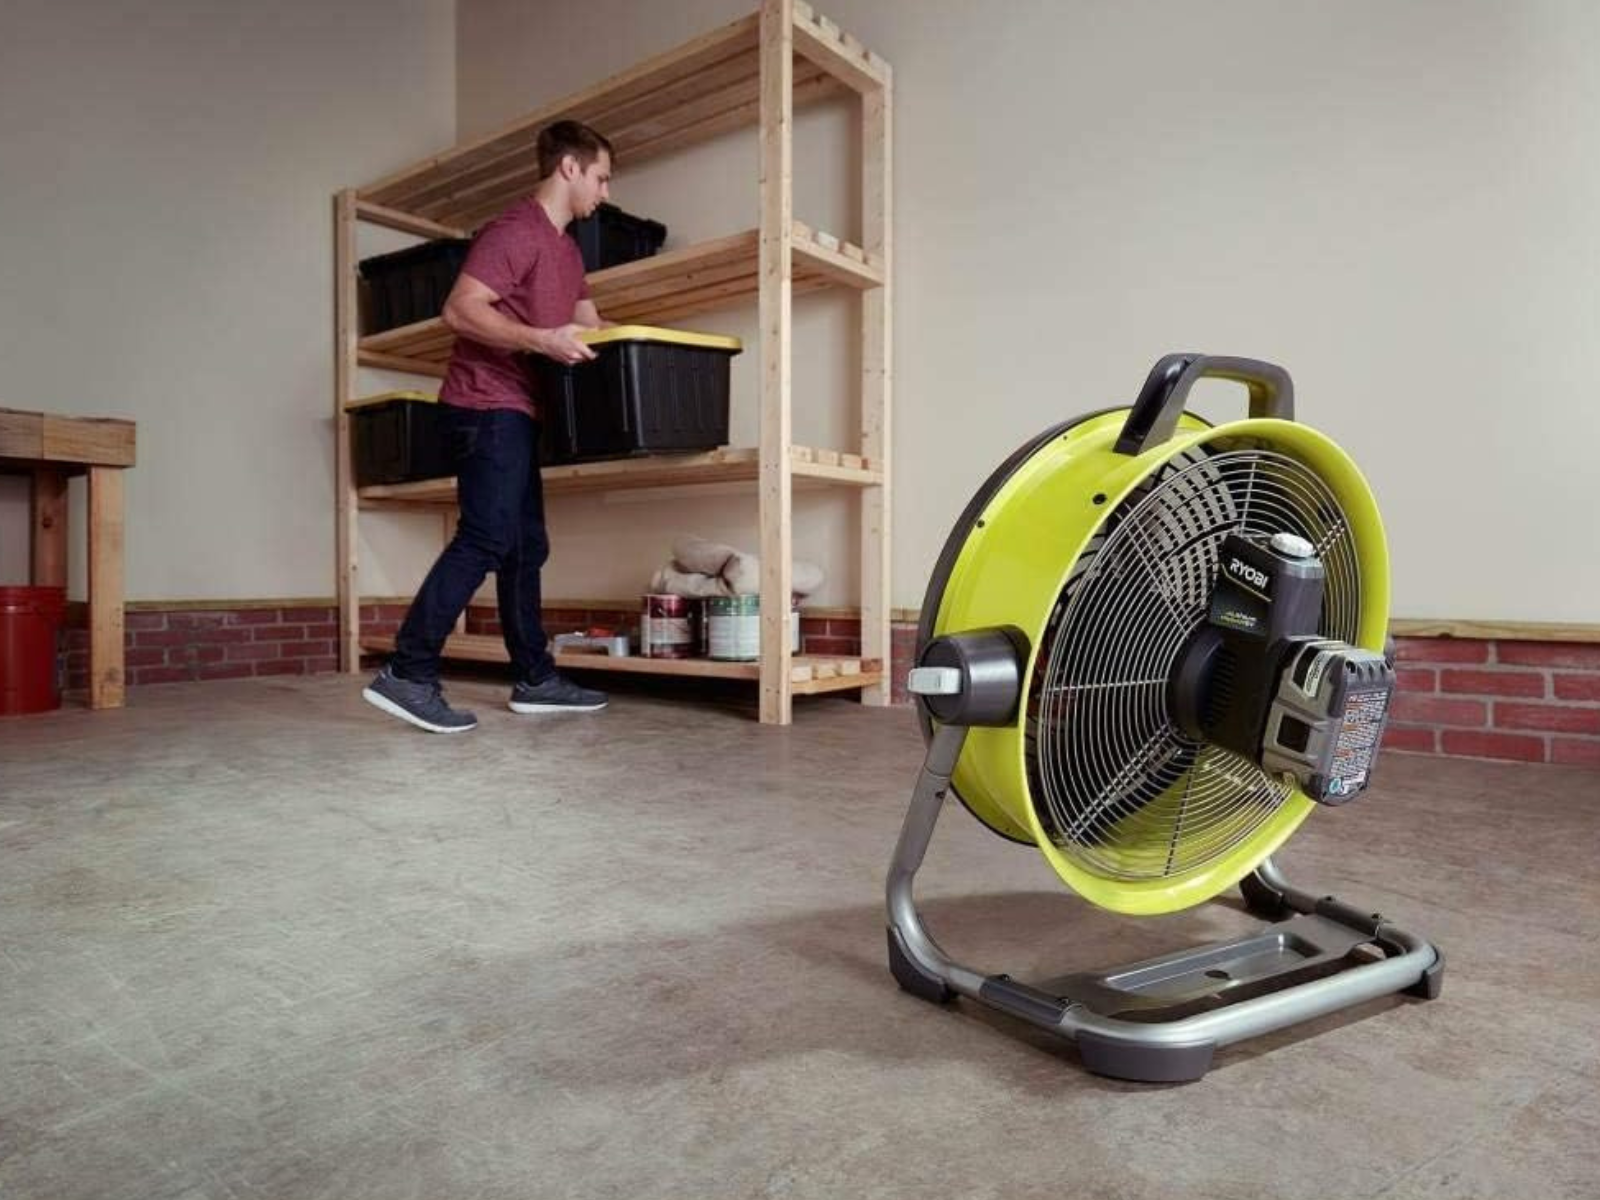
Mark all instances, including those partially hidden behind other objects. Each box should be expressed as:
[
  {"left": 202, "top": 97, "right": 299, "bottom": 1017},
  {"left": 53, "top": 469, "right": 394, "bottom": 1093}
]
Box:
[
  {"left": 696, "top": 596, "right": 802, "bottom": 658},
  {"left": 706, "top": 595, "right": 761, "bottom": 661},
  {"left": 640, "top": 593, "right": 696, "bottom": 658}
]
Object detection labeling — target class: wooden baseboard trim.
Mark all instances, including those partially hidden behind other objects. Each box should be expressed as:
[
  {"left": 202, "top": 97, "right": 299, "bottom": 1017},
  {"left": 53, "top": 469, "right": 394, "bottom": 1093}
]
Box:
[{"left": 1388, "top": 619, "right": 1600, "bottom": 644}]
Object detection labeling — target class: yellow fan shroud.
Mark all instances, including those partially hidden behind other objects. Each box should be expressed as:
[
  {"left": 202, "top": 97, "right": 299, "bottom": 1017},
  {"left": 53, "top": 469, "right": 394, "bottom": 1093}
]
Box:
[{"left": 919, "top": 409, "right": 1390, "bottom": 917}]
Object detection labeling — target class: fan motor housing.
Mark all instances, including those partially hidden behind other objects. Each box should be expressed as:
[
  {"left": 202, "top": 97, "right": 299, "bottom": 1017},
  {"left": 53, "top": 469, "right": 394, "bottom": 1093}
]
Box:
[{"left": 1171, "top": 532, "right": 1396, "bottom": 804}]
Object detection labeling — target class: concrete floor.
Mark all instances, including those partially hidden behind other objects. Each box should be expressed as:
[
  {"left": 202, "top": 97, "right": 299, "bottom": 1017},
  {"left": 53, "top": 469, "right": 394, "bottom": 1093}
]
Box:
[{"left": 1, "top": 673, "right": 1597, "bottom": 1200}]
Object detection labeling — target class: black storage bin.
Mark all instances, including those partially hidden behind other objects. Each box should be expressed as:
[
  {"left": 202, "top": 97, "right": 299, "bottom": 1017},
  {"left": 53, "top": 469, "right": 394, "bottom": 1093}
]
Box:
[
  {"left": 536, "top": 326, "right": 741, "bottom": 463},
  {"left": 566, "top": 203, "right": 667, "bottom": 272},
  {"left": 348, "top": 391, "right": 454, "bottom": 486},
  {"left": 358, "top": 239, "right": 471, "bottom": 334}
]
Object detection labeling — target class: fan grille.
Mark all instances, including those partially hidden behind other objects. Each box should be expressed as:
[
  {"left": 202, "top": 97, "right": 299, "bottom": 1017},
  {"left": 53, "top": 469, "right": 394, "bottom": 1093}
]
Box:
[{"left": 1024, "top": 441, "right": 1362, "bottom": 881}]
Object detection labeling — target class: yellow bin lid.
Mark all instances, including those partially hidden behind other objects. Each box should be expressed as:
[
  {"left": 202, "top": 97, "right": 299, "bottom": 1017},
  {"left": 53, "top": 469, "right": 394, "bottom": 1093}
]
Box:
[
  {"left": 343, "top": 389, "right": 436, "bottom": 412},
  {"left": 579, "top": 324, "right": 741, "bottom": 352}
]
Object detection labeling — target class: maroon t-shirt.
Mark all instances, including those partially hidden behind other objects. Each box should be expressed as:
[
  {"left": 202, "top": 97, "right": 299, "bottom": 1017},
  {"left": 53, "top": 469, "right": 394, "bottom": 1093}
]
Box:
[{"left": 439, "top": 197, "right": 589, "bottom": 417}]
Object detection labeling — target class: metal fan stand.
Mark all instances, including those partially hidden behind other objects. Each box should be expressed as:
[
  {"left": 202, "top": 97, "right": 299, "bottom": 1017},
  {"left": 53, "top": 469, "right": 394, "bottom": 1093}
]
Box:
[{"left": 888, "top": 645, "right": 1444, "bottom": 1084}]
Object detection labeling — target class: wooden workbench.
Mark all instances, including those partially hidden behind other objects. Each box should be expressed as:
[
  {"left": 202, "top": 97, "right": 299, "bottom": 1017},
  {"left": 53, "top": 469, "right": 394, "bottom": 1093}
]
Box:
[{"left": 0, "top": 408, "right": 136, "bottom": 709}]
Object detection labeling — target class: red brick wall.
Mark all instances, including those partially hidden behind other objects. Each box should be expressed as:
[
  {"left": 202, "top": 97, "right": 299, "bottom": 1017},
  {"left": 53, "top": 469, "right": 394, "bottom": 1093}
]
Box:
[
  {"left": 1386, "top": 638, "right": 1600, "bottom": 767},
  {"left": 360, "top": 603, "right": 409, "bottom": 642},
  {"left": 65, "top": 604, "right": 1600, "bottom": 769},
  {"left": 64, "top": 605, "right": 338, "bottom": 688}
]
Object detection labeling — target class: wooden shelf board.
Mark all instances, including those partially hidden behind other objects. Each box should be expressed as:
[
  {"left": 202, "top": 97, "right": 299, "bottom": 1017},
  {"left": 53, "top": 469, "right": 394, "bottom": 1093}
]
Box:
[
  {"left": 354, "top": 200, "right": 468, "bottom": 241},
  {"left": 360, "top": 16, "right": 756, "bottom": 209},
  {"left": 792, "top": 668, "right": 884, "bottom": 696},
  {"left": 792, "top": 234, "right": 885, "bottom": 289},
  {"left": 358, "top": 316, "right": 455, "bottom": 368},
  {"left": 407, "top": 70, "right": 845, "bottom": 233},
  {"left": 792, "top": 456, "right": 882, "bottom": 485},
  {"left": 593, "top": 222, "right": 883, "bottom": 301},
  {"left": 360, "top": 632, "right": 880, "bottom": 692},
  {"left": 792, "top": 1, "right": 889, "bottom": 94},
  {"left": 1388, "top": 618, "right": 1600, "bottom": 644},
  {"left": 357, "top": 445, "right": 879, "bottom": 508},
  {"left": 356, "top": 7, "right": 880, "bottom": 231},
  {"left": 353, "top": 223, "right": 880, "bottom": 366},
  {"left": 356, "top": 349, "right": 449, "bottom": 378},
  {"left": 0, "top": 408, "right": 136, "bottom": 468}
]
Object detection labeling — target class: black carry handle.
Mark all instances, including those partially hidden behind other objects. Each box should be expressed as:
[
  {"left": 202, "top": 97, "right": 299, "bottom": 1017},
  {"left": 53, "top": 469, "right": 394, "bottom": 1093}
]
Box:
[{"left": 1114, "top": 353, "right": 1295, "bottom": 457}]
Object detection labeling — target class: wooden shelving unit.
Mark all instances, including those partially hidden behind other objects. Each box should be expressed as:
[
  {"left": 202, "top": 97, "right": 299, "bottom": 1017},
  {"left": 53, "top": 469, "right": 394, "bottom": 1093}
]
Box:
[
  {"left": 356, "top": 445, "right": 881, "bottom": 509},
  {"left": 333, "top": 0, "right": 891, "bottom": 725}
]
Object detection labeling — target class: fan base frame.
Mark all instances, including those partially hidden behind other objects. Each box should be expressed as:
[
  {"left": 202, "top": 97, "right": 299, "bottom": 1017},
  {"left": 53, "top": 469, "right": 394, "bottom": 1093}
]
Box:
[{"left": 887, "top": 724, "right": 1444, "bottom": 1084}]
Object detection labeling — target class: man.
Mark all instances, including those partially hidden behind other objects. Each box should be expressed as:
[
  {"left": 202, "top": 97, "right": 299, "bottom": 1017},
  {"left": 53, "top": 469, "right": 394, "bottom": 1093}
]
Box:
[{"left": 363, "top": 120, "right": 613, "bottom": 733}]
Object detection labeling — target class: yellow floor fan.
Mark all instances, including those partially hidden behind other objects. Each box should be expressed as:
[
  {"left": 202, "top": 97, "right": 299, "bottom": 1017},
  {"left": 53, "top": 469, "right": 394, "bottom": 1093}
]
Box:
[{"left": 886, "top": 354, "right": 1443, "bottom": 1082}]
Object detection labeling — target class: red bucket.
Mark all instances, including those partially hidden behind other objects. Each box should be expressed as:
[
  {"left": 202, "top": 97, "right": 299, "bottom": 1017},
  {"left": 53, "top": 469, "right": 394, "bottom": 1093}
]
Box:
[{"left": 0, "top": 586, "right": 67, "bottom": 715}]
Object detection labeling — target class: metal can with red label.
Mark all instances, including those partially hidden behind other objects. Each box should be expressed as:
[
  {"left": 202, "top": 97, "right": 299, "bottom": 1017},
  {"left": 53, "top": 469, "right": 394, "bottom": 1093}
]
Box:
[{"left": 640, "top": 594, "right": 696, "bottom": 658}]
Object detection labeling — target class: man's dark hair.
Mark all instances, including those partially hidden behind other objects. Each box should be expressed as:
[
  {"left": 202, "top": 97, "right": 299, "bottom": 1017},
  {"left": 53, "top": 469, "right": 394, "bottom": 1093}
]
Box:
[{"left": 537, "top": 120, "right": 614, "bottom": 180}]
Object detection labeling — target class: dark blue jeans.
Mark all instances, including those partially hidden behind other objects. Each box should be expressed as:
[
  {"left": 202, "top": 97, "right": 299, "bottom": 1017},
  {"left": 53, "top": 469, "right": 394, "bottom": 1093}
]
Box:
[{"left": 391, "top": 407, "right": 554, "bottom": 686}]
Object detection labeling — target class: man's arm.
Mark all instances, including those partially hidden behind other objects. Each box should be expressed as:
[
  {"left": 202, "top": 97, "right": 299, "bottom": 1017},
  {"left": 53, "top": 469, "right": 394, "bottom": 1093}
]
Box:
[
  {"left": 572, "top": 298, "right": 612, "bottom": 330},
  {"left": 441, "top": 274, "right": 596, "bottom": 364}
]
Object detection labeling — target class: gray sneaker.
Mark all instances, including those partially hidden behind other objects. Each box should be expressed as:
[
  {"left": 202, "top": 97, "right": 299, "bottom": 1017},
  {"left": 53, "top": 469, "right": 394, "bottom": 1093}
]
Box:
[
  {"left": 508, "top": 673, "right": 608, "bottom": 714},
  {"left": 363, "top": 666, "right": 478, "bottom": 733}
]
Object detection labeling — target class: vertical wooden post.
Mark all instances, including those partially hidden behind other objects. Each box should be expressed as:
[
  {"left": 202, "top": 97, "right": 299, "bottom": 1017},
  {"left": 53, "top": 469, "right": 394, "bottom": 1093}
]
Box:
[
  {"left": 335, "top": 189, "right": 361, "bottom": 672},
  {"left": 30, "top": 469, "right": 68, "bottom": 587},
  {"left": 758, "top": 0, "right": 795, "bottom": 726},
  {"left": 86, "top": 466, "right": 125, "bottom": 709},
  {"left": 860, "top": 65, "right": 893, "bottom": 705}
]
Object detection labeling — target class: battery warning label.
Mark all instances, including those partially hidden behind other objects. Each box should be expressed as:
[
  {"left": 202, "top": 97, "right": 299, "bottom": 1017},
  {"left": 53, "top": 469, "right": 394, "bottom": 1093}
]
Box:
[{"left": 1328, "top": 688, "right": 1390, "bottom": 794}]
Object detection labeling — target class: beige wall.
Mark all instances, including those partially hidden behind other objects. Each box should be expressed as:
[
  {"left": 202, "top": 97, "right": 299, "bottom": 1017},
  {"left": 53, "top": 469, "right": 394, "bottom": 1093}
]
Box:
[
  {"left": 3, "top": 2, "right": 1594, "bottom": 624},
  {"left": 457, "top": 0, "right": 1600, "bottom": 622},
  {"left": 0, "top": 0, "right": 456, "bottom": 600}
]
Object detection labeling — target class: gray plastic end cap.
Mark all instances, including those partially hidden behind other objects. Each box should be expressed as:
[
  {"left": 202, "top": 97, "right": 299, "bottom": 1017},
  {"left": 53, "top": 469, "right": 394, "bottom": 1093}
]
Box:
[
  {"left": 907, "top": 666, "right": 962, "bottom": 696},
  {"left": 1270, "top": 531, "right": 1315, "bottom": 559}
]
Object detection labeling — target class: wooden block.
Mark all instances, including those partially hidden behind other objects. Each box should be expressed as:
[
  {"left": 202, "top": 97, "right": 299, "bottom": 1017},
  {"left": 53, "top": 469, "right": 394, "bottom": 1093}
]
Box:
[
  {"left": 792, "top": 445, "right": 815, "bottom": 463},
  {"left": 841, "top": 452, "right": 863, "bottom": 470},
  {"left": 815, "top": 448, "right": 840, "bottom": 467},
  {"left": 814, "top": 229, "right": 840, "bottom": 251},
  {"left": 841, "top": 240, "right": 866, "bottom": 262},
  {"left": 841, "top": 31, "right": 863, "bottom": 56},
  {"left": 804, "top": 655, "right": 860, "bottom": 677},
  {"left": 42, "top": 415, "right": 136, "bottom": 467},
  {"left": 818, "top": 15, "right": 840, "bottom": 39},
  {"left": 794, "top": 0, "right": 814, "bottom": 20},
  {"left": 790, "top": 663, "right": 814, "bottom": 683},
  {"left": 0, "top": 409, "right": 43, "bottom": 458},
  {"left": 792, "top": 218, "right": 814, "bottom": 240}
]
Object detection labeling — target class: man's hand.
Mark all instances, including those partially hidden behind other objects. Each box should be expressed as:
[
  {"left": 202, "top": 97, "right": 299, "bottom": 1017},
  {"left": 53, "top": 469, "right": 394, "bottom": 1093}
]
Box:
[{"left": 530, "top": 324, "right": 598, "bottom": 365}]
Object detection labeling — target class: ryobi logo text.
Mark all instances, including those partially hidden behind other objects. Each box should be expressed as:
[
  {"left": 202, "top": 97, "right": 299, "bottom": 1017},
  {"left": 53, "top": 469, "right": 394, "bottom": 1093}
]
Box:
[{"left": 1227, "top": 557, "right": 1269, "bottom": 589}]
